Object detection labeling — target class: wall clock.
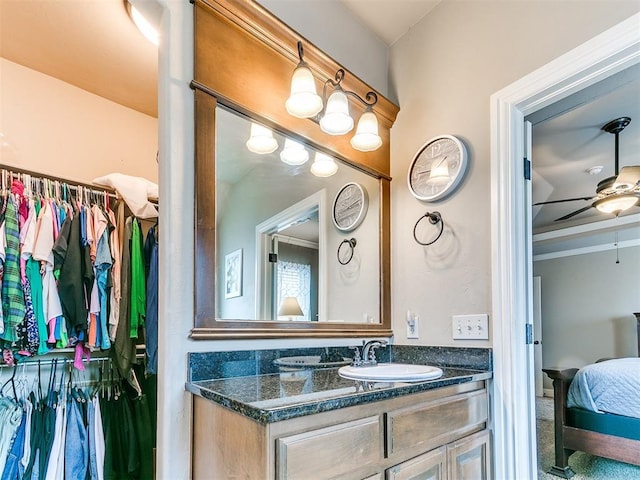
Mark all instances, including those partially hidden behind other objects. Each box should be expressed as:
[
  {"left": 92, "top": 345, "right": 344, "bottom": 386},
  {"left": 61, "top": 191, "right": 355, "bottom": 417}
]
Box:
[
  {"left": 332, "top": 182, "right": 369, "bottom": 232},
  {"left": 407, "top": 134, "right": 468, "bottom": 201}
]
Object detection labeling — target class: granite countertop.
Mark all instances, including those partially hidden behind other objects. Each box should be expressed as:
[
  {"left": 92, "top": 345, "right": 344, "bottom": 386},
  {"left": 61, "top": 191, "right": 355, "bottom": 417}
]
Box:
[{"left": 186, "top": 365, "right": 491, "bottom": 424}]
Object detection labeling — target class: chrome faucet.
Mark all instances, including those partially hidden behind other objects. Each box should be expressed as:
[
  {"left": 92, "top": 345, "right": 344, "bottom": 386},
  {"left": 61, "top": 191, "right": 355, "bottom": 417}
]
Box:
[{"left": 361, "top": 339, "right": 388, "bottom": 366}]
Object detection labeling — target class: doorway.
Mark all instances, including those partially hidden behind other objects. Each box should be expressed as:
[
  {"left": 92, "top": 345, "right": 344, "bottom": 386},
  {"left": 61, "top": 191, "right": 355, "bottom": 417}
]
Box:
[{"left": 489, "top": 13, "right": 640, "bottom": 480}]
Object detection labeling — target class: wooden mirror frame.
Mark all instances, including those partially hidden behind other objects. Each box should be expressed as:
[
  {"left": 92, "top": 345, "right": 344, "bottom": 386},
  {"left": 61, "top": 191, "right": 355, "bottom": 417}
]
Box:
[{"left": 190, "top": 0, "right": 399, "bottom": 338}]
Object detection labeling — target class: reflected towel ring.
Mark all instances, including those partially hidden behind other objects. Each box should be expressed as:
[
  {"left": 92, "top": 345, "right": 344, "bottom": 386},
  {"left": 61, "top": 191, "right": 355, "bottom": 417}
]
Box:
[
  {"left": 413, "top": 211, "right": 444, "bottom": 246},
  {"left": 337, "top": 238, "right": 357, "bottom": 265}
]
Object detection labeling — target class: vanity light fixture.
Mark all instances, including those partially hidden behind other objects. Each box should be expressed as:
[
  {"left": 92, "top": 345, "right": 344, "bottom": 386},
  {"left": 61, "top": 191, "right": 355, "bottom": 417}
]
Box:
[
  {"left": 286, "top": 42, "right": 382, "bottom": 152},
  {"left": 246, "top": 122, "right": 278, "bottom": 154},
  {"left": 125, "top": 1, "right": 159, "bottom": 46},
  {"left": 280, "top": 139, "right": 309, "bottom": 165},
  {"left": 310, "top": 152, "right": 338, "bottom": 177}
]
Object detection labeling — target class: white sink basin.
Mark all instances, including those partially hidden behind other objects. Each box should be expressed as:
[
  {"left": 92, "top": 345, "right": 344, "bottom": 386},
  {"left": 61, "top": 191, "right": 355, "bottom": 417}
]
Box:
[{"left": 338, "top": 363, "right": 443, "bottom": 382}]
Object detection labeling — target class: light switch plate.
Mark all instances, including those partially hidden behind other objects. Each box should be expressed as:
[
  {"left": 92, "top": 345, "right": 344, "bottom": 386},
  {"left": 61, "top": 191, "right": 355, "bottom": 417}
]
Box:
[{"left": 452, "top": 314, "right": 489, "bottom": 340}]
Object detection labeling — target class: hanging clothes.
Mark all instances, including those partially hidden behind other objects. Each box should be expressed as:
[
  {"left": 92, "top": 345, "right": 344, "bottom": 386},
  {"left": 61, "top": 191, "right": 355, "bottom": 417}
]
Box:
[
  {"left": 112, "top": 217, "right": 135, "bottom": 380},
  {"left": 143, "top": 225, "right": 158, "bottom": 375},
  {"left": 129, "top": 219, "right": 145, "bottom": 340},
  {"left": 2, "top": 197, "right": 25, "bottom": 343}
]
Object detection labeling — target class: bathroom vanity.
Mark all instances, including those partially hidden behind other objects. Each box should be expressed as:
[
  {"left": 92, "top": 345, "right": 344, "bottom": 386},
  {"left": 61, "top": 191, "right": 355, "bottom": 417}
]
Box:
[{"left": 187, "top": 347, "right": 492, "bottom": 479}]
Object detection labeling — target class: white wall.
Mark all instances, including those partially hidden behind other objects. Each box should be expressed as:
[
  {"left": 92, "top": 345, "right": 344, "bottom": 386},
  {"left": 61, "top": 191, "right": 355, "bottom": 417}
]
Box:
[
  {"left": 534, "top": 246, "right": 640, "bottom": 389},
  {"left": 0, "top": 58, "right": 158, "bottom": 182},
  {"left": 388, "top": 1, "right": 640, "bottom": 345}
]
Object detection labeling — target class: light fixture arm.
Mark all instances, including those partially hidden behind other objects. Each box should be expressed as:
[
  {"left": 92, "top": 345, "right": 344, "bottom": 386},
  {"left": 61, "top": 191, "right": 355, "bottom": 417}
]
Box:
[{"left": 295, "top": 41, "right": 378, "bottom": 117}]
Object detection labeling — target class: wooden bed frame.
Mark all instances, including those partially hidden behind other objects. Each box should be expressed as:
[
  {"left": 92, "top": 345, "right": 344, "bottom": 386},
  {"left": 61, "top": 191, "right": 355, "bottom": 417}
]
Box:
[{"left": 542, "top": 312, "right": 640, "bottom": 478}]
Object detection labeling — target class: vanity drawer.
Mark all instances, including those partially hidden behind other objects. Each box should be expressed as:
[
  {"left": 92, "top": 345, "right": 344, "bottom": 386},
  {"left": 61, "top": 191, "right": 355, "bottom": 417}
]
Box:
[
  {"left": 387, "top": 390, "right": 488, "bottom": 458},
  {"left": 276, "top": 415, "right": 383, "bottom": 479}
]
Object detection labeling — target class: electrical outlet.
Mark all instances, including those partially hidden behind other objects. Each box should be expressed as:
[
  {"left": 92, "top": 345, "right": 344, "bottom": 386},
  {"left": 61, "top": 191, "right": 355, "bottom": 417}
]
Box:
[
  {"left": 452, "top": 314, "right": 489, "bottom": 340},
  {"left": 406, "top": 310, "right": 419, "bottom": 339}
]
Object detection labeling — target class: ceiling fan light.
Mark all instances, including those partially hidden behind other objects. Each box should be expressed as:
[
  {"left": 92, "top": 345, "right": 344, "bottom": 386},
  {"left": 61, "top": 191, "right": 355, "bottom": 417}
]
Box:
[{"left": 594, "top": 195, "right": 638, "bottom": 215}]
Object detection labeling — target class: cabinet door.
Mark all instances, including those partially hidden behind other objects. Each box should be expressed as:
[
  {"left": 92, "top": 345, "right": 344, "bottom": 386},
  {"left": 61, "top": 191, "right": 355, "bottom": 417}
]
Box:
[
  {"left": 447, "top": 429, "right": 491, "bottom": 480},
  {"left": 276, "top": 415, "right": 383, "bottom": 479},
  {"left": 386, "top": 446, "right": 446, "bottom": 480}
]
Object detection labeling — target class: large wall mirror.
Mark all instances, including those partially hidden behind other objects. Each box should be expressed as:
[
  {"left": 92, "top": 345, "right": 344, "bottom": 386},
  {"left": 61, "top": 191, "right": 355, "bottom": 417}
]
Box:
[{"left": 191, "top": 0, "right": 398, "bottom": 338}]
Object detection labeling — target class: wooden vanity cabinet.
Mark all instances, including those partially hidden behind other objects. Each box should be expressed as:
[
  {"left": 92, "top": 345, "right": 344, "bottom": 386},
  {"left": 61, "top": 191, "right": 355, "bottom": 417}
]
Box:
[{"left": 192, "top": 380, "right": 490, "bottom": 479}]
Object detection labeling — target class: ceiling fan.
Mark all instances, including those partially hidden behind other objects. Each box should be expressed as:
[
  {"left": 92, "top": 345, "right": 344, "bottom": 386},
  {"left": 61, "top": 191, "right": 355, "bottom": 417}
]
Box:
[{"left": 534, "top": 116, "right": 640, "bottom": 221}]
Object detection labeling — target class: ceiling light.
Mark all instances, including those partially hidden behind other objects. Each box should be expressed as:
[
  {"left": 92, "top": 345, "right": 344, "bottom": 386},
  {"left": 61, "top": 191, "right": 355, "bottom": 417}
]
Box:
[
  {"left": 126, "top": 2, "right": 159, "bottom": 46},
  {"left": 593, "top": 194, "right": 638, "bottom": 215},
  {"left": 585, "top": 166, "right": 603, "bottom": 175},
  {"left": 280, "top": 139, "right": 309, "bottom": 165},
  {"left": 286, "top": 41, "right": 382, "bottom": 152},
  {"left": 310, "top": 152, "right": 338, "bottom": 177},
  {"left": 246, "top": 122, "right": 278, "bottom": 154}
]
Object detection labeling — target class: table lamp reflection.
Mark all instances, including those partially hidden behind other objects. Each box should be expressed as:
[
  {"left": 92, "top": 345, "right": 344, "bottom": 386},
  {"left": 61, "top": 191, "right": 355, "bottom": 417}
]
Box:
[{"left": 278, "top": 296, "right": 304, "bottom": 321}]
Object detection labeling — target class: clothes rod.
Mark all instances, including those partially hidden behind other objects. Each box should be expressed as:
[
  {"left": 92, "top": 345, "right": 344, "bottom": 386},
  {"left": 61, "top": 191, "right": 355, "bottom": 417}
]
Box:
[{"left": 1, "top": 164, "right": 117, "bottom": 197}]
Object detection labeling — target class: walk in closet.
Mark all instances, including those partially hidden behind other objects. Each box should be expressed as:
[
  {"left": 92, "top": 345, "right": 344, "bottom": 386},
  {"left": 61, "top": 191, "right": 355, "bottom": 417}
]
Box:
[{"left": 0, "top": 1, "right": 159, "bottom": 477}]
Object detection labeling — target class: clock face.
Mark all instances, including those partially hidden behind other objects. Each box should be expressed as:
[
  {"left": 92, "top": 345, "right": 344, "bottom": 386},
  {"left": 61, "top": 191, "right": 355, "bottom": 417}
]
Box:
[
  {"left": 407, "top": 135, "right": 468, "bottom": 201},
  {"left": 332, "top": 182, "right": 369, "bottom": 232}
]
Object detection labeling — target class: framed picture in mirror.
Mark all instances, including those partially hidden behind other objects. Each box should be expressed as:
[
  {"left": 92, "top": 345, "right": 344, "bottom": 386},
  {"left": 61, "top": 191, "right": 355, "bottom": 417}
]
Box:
[{"left": 225, "top": 248, "right": 243, "bottom": 299}]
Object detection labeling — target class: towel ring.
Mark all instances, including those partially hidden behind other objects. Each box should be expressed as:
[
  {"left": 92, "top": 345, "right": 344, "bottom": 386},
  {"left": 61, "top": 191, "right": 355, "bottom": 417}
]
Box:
[
  {"left": 337, "top": 238, "right": 357, "bottom": 265},
  {"left": 413, "top": 211, "right": 444, "bottom": 246}
]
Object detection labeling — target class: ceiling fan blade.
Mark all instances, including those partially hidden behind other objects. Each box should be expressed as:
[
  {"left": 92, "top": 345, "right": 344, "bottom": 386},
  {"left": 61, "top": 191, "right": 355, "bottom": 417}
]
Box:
[
  {"left": 554, "top": 204, "right": 594, "bottom": 222},
  {"left": 534, "top": 196, "right": 593, "bottom": 206},
  {"left": 614, "top": 166, "right": 640, "bottom": 189}
]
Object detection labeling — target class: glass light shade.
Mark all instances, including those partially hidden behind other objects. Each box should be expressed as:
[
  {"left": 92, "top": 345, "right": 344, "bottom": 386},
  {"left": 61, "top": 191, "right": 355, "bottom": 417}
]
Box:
[
  {"left": 427, "top": 161, "right": 451, "bottom": 186},
  {"left": 350, "top": 111, "right": 382, "bottom": 151},
  {"left": 319, "top": 90, "right": 354, "bottom": 135},
  {"left": 285, "top": 65, "right": 323, "bottom": 118},
  {"left": 278, "top": 296, "right": 304, "bottom": 317},
  {"left": 594, "top": 195, "right": 638, "bottom": 214},
  {"left": 310, "top": 152, "right": 338, "bottom": 177},
  {"left": 246, "top": 123, "right": 278, "bottom": 154},
  {"left": 129, "top": 4, "right": 159, "bottom": 46},
  {"left": 280, "top": 139, "right": 309, "bottom": 165}
]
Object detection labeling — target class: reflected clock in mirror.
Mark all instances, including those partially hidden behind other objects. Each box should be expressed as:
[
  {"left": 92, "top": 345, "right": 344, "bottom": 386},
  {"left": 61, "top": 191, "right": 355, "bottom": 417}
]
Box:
[
  {"left": 332, "top": 182, "right": 368, "bottom": 232},
  {"left": 215, "top": 105, "right": 380, "bottom": 323}
]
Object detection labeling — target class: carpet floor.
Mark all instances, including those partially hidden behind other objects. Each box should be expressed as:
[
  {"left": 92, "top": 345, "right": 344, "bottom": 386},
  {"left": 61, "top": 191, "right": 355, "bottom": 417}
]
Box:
[{"left": 536, "top": 396, "right": 640, "bottom": 479}]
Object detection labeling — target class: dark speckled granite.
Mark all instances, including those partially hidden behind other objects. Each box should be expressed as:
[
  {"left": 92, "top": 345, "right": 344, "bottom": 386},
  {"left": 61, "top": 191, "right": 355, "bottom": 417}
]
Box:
[
  {"left": 188, "top": 345, "right": 489, "bottom": 381},
  {"left": 189, "top": 346, "right": 389, "bottom": 381},
  {"left": 187, "top": 345, "right": 492, "bottom": 423},
  {"left": 186, "top": 366, "right": 491, "bottom": 423},
  {"left": 391, "top": 345, "right": 492, "bottom": 370}
]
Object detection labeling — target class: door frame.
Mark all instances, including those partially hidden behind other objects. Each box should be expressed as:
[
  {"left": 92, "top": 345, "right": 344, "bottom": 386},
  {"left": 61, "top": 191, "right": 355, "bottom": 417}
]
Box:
[{"left": 489, "top": 13, "right": 640, "bottom": 480}]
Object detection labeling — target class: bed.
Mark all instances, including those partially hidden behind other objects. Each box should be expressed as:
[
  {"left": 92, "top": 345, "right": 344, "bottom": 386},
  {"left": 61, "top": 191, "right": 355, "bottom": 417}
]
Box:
[{"left": 542, "top": 312, "right": 640, "bottom": 478}]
